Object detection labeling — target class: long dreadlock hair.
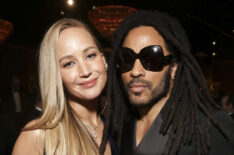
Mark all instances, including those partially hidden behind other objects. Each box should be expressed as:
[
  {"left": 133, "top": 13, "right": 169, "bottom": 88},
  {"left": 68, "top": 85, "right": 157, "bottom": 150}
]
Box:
[{"left": 104, "top": 10, "right": 228, "bottom": 155}]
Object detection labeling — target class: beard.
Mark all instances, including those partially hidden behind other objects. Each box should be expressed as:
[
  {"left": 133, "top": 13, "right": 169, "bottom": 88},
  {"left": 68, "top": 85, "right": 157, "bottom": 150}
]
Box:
[{"left": 124, "top": 65, "right": 172, "bottom": 108}]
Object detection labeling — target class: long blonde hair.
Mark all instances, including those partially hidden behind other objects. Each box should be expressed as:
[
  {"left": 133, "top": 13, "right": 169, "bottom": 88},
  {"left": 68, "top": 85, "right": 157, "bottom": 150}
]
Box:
[{"left": 28, "top": 18, "right": 104, "bottom": 155}]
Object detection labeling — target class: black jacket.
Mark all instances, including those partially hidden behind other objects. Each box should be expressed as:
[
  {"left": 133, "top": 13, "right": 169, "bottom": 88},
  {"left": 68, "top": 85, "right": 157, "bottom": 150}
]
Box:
[{"left": 121, "top": 110, "right": 234, "bottom": 155}]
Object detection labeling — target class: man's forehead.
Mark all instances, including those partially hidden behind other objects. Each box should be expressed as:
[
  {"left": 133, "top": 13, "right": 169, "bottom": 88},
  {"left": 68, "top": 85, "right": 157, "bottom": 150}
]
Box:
[{"left": 122, "top": 26, "right": 168, "bottom": 54}]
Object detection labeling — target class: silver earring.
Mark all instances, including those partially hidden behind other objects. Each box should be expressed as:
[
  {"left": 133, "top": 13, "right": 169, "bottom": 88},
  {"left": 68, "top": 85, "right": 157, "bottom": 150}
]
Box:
[{"left": 105, "top": 63, "right": 108, "bottom": 70}]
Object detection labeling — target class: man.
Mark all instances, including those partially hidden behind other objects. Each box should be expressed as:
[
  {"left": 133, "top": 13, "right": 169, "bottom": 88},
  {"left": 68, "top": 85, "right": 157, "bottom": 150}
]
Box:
[
  {"left": 106, "top": 10, "right": 234, "bottom": 155},
  {"left": 220, "top": 93, "right": 234, "bottom": 120}
]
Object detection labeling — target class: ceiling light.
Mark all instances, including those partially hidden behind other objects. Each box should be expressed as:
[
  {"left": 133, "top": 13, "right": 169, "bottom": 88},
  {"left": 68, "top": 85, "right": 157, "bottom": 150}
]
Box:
[
  {"left": 88, "top": 5, "right": 137, "bottom": 40},
  {"left": 0, "top": 19, "right": 13, "bottom": 44},
  {"left": 67, "top": 0, "right": 74, "bottom": 6}
]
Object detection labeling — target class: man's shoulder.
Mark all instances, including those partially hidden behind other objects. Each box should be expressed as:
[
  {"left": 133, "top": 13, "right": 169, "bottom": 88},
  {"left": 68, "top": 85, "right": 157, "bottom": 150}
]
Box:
[
  {"left": 199, "top": 110, "right": 234, "bottom": 128},
  {"left": 202, "top": 110, "right": 234, "bottom": 154},
  {"left": 209, "top": 110, "right": 234, "bottom": 138},
  {"left": 178, "top": 110, "right": 234, "bottom": 155},
  {"left": 212, "top": 110, "right": 234, "bottom": 122}
]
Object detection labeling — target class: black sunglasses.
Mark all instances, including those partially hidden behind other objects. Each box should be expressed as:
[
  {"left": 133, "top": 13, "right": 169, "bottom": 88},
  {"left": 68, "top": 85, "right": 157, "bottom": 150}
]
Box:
[{"left": 116, "top": 45, "right": 173, "bottom": 73}]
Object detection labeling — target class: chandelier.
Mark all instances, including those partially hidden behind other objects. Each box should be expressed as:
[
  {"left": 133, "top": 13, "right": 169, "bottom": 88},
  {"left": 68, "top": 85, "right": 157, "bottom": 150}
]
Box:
[
  {"left": 0, "top": 19, "right": 13, "bottom": 43},
  {"left": 88, "top": 5, "right": 137, "bottom": 40}
]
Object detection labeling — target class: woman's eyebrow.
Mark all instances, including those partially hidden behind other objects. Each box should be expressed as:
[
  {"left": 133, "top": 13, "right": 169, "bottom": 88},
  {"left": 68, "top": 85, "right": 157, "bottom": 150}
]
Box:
[
  {"left": 59, "top": 55, "right": 74, "bottom": 63},
  {"left": 59, "top": 46, "right": 97, "bottom": 63}
]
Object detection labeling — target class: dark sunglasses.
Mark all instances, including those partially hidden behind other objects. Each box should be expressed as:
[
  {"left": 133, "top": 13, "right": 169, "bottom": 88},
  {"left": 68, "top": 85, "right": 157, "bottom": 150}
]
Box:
[{"left": 116, "top": 45, "right": 173, "bottom": 73}]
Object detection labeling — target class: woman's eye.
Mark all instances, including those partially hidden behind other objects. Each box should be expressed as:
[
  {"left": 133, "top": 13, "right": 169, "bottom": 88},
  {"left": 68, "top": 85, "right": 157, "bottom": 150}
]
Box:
[
  {"left": 63, "top": 62, "right": 74, "bottom": 68},
  {"left": 86, "top": 53, "right": 96, "bottom": 60}
]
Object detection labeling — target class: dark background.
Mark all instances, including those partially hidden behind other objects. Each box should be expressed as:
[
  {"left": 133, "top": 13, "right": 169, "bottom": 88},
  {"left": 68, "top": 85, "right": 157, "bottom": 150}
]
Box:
[{"left": 0, "top": 0, "right": 234, "bottom": 94}]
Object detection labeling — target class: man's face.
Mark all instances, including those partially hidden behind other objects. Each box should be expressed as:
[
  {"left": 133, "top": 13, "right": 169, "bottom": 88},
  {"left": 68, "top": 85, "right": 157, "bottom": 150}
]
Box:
[{"left": 120, "top": 26, "right": 173, "bottom": 107}]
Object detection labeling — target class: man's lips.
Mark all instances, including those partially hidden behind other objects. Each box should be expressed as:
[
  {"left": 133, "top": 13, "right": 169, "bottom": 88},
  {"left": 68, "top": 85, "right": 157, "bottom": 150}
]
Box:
[
  {"left": 129, "top": 83, "right": 146, "bottom": 93},
  {"left": 80, "top": 78, "right": 97, "bottom": 88}
]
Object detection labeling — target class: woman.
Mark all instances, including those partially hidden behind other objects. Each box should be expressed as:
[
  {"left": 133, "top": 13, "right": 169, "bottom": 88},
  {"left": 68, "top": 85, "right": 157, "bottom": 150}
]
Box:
[{"left": 12, "top": 18, "right": 118, "bottom": 155}]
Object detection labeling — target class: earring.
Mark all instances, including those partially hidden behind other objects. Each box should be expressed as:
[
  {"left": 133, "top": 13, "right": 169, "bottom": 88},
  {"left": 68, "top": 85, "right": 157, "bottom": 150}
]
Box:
[{"left": 105, "top": 63, "right": 108, "bottom": 70}]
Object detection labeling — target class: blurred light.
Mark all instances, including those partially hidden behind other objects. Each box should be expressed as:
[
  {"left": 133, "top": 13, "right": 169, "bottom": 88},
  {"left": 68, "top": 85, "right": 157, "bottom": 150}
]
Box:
[
  {"left": 212, "top": 52, "right": 216, "bottom": 56},
  {"left": 67, "top": 0, "right": 74, "bottom": 6},
  {"left": 212, "top": 41, "right": 216, "bottom": 45},
  {"left": 88, "top": 5, "right": 138, "bottom": 40},
  {"left": 0, "top": 19, "right": 13, "bottom": 44},
  {"left": 232, "top": 29, "right": 234, "bottom": 33},
  {"left": 60, "top": 11, "right": 64, "bottom": 15}
]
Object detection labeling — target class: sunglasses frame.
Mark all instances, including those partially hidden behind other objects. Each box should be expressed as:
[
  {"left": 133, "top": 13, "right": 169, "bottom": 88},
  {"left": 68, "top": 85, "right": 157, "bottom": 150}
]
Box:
[{"left": 116, "top": 45, "right": 173, "bottom": 72}]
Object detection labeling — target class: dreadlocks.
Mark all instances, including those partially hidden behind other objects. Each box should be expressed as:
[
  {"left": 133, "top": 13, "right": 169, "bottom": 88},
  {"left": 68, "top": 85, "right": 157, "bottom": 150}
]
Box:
[{"left": 106, "top": 10, "right": 228, "bottom": 155}]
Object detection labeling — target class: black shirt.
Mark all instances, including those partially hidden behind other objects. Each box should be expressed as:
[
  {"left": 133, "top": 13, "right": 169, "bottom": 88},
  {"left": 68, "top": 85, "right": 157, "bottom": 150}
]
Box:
[{"left": 121, "top": 111, "right": 234, "bottom": 155}]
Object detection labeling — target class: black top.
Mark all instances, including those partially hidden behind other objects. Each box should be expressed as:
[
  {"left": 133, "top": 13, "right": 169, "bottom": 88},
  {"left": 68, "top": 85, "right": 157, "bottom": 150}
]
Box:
[
  {"left": 43, "top": 134, "right": 119, "bottom": 155},
  {"left": 42, "top": 116, "right": 119, "bottom": 155},
  {"left": 121, "top": 110, "right": 234, "bottom": 155},
  {"left": 121, "top": 113, "right": 168, "bottom": 155},
  {"left": 109, "top": 134, "right": 119, "bottom": 155}
]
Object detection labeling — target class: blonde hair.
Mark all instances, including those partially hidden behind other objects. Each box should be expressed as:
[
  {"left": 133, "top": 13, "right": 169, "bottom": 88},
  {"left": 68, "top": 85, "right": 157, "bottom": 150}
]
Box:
[{"left": 27, "top": 18, "right": 103, "bottom": 154}]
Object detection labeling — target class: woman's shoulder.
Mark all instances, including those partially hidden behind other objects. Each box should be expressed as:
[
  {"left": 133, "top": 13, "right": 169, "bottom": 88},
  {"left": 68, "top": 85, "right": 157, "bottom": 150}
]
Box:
[{"left": 12, "top": 120, "right": 45, "bottom": 155}]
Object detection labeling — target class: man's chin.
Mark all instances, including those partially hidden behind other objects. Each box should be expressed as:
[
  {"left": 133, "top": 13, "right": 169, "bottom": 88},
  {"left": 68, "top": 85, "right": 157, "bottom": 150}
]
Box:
[
  {"left": 130, "top": 102, "right": 154, "bottom": 108},
  {"left": 129, "top": 97, "right": 153, "bottom": 108}
]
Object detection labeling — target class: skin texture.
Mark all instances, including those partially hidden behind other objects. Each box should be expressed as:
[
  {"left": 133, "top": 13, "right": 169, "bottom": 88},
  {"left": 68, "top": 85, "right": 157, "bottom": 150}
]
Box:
[
  {"left": 57, "top": 27, "right": 107, "bottom": 102},
  {"left": 12, "top": 27, "right": 111, "bottom": 155},
  {"left": 57, "top": 27, "right": 110, "bottom": 154},
  {"left": 121, "top": 26, "right": 172, "bottom": 106},
  {"left": 121, "top": 26, "right": 177, "bottom": 146}
]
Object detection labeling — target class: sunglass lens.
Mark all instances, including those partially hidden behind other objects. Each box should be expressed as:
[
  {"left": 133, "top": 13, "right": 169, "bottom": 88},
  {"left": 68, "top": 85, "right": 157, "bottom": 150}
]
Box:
[
  {"left": 117, "top": 48, "right": 135, "bottom": 72},
  {"left": 140, "top": 46, "right": 164, "bottom": 71}
]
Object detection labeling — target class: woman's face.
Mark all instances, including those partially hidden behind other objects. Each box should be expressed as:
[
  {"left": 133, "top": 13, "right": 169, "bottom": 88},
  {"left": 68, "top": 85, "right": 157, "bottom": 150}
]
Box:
[{"left": 56, "top": 27, "right": 107, "bottom": 101}]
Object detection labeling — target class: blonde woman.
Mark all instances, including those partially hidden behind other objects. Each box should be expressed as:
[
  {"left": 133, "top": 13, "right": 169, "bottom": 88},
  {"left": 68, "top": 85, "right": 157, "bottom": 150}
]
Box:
[{"left": 12, "top": 18, "right": 118, "bottom": 155}]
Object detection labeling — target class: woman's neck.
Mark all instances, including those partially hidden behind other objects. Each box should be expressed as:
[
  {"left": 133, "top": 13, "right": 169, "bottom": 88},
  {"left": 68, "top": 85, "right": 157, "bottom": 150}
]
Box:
[{"left": 69, "top": 98, "right": 100, "bottom": 126}]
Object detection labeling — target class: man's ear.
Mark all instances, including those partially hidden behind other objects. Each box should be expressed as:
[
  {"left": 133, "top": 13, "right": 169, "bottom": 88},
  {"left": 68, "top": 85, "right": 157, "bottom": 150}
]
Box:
[{"left": 171, "top": 63, "right": 178, "bottom": 80}]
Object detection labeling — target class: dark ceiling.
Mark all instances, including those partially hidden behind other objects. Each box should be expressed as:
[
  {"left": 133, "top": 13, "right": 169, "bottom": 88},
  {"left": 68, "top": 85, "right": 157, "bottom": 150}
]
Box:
[{"left": 0, "top": 0, "right": 234, "bottom": 58}]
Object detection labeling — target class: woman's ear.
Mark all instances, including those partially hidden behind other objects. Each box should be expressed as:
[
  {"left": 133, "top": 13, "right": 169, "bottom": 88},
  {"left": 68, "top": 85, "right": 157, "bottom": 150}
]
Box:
[
  {"left": 105, "top": 63, "right": 108, "bottom": 70},
  {"left": 101, "top": 53, "right": 108, "bottom": 70}
]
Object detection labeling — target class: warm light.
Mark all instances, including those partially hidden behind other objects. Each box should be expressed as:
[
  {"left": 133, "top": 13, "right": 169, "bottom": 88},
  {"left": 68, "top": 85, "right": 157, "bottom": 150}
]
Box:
[
  {"left": 212, "top": 41, "right": 216, "bottom": 45},
  {"left": 232, "top": 29, "right": 234, "bottom": 33},
  {"left": 60, "top": 11, "right": 64, "bottom": 15},
  {"left": 0, "top": 19, "right": 13, "bottom": 43},
  {"left": 67, "top": 0, "right": 74, "bottom": 6},
  {"left": 88, "top": 5, "right": 138, "bottom": 40},
  {"left": 212, "top": 52, "right": 216, "bottom": 56}
]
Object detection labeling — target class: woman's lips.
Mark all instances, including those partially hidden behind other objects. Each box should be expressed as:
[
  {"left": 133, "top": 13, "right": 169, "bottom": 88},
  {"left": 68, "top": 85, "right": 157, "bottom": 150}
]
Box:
[{"left": 80, "top": 78, "right": 97, "bottom": 88}]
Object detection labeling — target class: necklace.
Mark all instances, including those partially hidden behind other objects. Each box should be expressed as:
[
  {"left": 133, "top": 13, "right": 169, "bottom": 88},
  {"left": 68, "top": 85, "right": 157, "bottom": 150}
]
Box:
[{"left": 82, "top": 117, "right": 101, "bottom": 139}]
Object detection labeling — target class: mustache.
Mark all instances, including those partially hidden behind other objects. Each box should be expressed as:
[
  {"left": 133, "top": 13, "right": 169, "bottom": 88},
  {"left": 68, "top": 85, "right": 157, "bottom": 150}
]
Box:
[{"left": 126, "top": 78, "right": 152, "bottom": 90}]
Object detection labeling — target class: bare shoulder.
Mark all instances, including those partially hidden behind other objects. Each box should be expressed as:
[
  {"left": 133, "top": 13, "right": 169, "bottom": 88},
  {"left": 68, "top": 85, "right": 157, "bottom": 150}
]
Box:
[{"left": 12, "top": 120, "right": 45, "bottom": 155}]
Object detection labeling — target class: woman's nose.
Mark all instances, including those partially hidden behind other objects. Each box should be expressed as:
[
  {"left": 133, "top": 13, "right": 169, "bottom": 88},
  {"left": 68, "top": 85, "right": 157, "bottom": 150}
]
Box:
[{"left": 78, "top": 62, "right": 91, "bottom": 78}]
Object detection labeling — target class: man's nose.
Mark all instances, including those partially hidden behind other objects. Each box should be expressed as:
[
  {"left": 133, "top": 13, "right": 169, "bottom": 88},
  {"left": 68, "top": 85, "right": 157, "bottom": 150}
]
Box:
[{"left": 130, "top": 59, "right": 145, "bottom": 78}]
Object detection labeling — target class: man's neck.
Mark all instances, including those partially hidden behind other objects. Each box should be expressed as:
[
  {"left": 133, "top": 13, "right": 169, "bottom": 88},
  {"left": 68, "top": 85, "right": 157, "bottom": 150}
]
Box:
[
  {"left": 137, "top": 93, "right": 169, "bottom": 123},
  {"left": 135, "top": 93, "right": 170, "bottom": 146}
]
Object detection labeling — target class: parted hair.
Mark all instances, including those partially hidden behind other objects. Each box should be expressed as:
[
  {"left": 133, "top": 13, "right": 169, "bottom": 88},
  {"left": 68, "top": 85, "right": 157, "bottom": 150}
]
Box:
[
  {"left": 106, "top": 10, "right": 227, "bottom": 155},
  {"left": 24, "top": 18, "right": 107, "bottom": 155}
]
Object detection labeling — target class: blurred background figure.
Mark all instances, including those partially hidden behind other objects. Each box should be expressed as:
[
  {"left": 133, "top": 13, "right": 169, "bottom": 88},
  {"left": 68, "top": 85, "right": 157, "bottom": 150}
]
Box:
[
  {"left": 220, "top": 93, "right": 234, "bottom": 119},
  {"left": 24, "top": 91, "right": 42, "bottom": 124},
  {"left": 2, "top": 75, "right": 33, "bottom": 131},
  {"left": 0, "top": 112, "right": 17, "bottom": 155},
  {"left": 0, "top": 93, "right": 17, "bottom": 155}
]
